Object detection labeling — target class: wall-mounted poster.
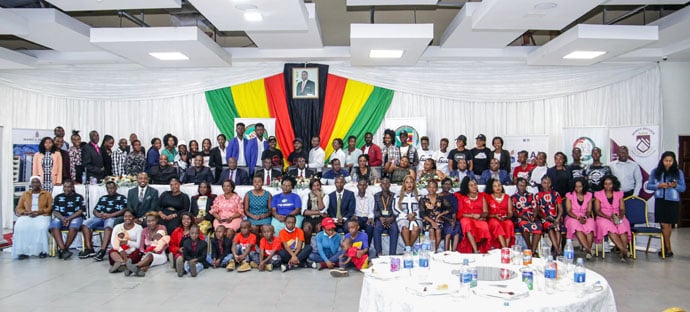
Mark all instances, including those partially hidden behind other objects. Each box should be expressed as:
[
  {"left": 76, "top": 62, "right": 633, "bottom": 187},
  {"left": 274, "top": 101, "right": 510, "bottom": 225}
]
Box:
[{"left": 292, "top": 67, "right": 319, "bottom": 99}]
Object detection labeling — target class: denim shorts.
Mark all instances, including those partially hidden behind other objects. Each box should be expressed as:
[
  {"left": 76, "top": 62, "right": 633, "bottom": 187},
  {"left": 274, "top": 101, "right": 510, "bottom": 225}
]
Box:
[
  {"left": 83, "top": 216, "right": 116, "bottom": 229},
  {"left": 49, "top": 217, "right": 84, "bottom": 230}
]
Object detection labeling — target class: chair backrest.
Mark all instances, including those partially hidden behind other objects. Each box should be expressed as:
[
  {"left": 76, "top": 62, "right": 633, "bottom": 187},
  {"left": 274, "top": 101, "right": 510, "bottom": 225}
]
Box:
[{"left": 624, "top": 196, "right": 647, "bottom": 226}]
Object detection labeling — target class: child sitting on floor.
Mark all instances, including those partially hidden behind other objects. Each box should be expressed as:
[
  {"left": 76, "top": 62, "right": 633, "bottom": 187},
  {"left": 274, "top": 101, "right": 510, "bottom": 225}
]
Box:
[
  {"left": 180, "top": 225, "right": 209, "bottom": 277},
  {"left": 330, "top": 237, "right": 369, "bottom": 277},
  {"left": 207, "top": 225, "right": 232, "bottom": 269},
  {"left": 258, "top": 224, "right": 282, "bottom": 272},
  {"left": 145, "top": 229, "right": 170, "bottom": 253},
  {"left": 228, "top": 220, "right": 259, "bottom": 272}
]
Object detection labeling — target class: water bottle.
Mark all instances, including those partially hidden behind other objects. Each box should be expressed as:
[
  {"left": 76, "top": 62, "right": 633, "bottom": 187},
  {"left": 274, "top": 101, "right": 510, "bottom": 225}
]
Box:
[
  {"left": 564, "top": 239, "right": 575, "bottom": 262},
  {"left": 413, "top": 241, "right": 422, "bottom": 256},
  {"left": 403, "top": 246, "right": 414, "bottom": 270},
  {"left": 540, "top": 237, "right": 551, "bottom": 259},
  {"left": 81, "top": 171, "right": 87, "bottom": 185},
  {"left": 459, "top": 266, "right": 472, "bottom": 298},
  {"left": 468, "top": 266, "right": 478, "bottom": 288},
  {"left": 421, "top": 232, "right": 431, "bottom": 252},
  {"left": 544, "top": 256, "right": 556, "bottom": 294},
  {"left": 574, "top": 258, "right": 586, "bottom": 285},
  {"left": 418, "top": 249, "right": 430, "bottom": 269}
]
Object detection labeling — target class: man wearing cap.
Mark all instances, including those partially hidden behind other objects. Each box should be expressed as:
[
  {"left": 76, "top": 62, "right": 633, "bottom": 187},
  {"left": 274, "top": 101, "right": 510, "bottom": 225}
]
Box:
[
  {"left": 245, "top": 123, "right": 269, "bottom": 176},
  {"left": 308, "top": 218, "right": 343, "bottom": 270},
  {"left": 226, "top": 122, "right": 248, "bottom": 171},
  {"left": 471, "top": 134, "right": 491, "bottom": 176},
  {"left": 327, "top": 176, "right": 355, "bottom": 232},
  {"left": 447, "top": 135, "right": 473, "bottom": 173},
  {"left": 398, "top": 130, "right": 419, "bottom": 168},
  {"left": 288, "top": 138, "right": 309, "bottom": 166},
  {"left": 287, "top": 156, "right": 314, "bottom": 179},
  {"left": 261, "top": 136, "right": 284, "bottom": 170},
  {"left": 309, "top": 136, "right": 326, "bottom": 173},
  {"left": 372, "top": 177, "right": 399, "bottom": 256},
  {"left": 218, "top": 157, "right": 251, "bottom": 186}
]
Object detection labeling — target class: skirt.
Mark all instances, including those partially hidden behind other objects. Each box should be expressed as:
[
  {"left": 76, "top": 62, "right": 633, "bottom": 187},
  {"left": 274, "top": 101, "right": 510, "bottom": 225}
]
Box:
[
  {"left": 12, "top": 215, "right": 51, "bottom": 258},
  {"left": 488, "top": 218, "right": 515, "bottom": 249},
  {"left": 595, "top": 217, "right": 631, "bottom": 243},
  {"left": 655, "top": 199, "right": 680, "bottom": 224},
  {"left": 564, "top": 216, "right": 596, "bottom": 239},
  {"left": 457, "top": 218, "right": 490, "bottom": 253}
]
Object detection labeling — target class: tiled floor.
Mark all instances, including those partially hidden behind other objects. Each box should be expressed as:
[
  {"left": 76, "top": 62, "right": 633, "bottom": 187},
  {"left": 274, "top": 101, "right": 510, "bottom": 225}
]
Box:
[{"left": 1, "top": 229, "right": 690, "bottom": 311}]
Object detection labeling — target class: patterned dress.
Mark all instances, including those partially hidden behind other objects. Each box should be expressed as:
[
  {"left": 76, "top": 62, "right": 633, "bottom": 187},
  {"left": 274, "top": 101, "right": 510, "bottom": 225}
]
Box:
[
  {"left": 510, "top": 191, "right": 542, "bottom": 234},
  {"left": 535, "top": 190, "right": 563, "bottom": 232},
  {"left": 41, "top": 151, "right": 54, "bottom": 192}
]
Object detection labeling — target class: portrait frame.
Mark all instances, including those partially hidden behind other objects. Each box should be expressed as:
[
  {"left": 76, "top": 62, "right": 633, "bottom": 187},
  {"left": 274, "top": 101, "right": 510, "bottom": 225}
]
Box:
[{"left": 292, "top": 67, "right": 319, "bottom": 99}]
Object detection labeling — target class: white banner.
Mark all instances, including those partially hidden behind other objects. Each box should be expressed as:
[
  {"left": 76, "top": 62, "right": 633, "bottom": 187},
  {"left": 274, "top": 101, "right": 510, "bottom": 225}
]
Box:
[
  {"left": 234, "top": 118, "right": 276, "bottom": 140},
  {"left": 384, "top": 118, "right": 427, "bottom": 147},
  {"left": 503, "top": 135, "right": 550, "bottom": 169},
  {"left": 609, "top": 125, "right": 661, "bottom": 250},
  {"left": 563, "top": 127, "right": 609, "bottom": 165},
  {"left": 12, "top": 128, "right": 54, "bottom": 182}
]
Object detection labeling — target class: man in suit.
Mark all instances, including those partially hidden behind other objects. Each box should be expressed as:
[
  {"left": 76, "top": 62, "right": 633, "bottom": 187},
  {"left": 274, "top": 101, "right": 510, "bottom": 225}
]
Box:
[
  {"left": 81, "top": 130, "right": 105, "bottom": 182},
  {"left": 287, "top": 156, "right": 314, "bottom": 179},
  {"left": 327, "top": 176, "right": 355, "bottom": 232},
  {"left": 218, "top": 157, "right": 250, "bottom": 186},
  {"left": 183, "top": 155, "right": 215, "bottom": 184},
  {"left": 296, "top": 70, "right": 315, "bottom": 96},
  {"left": 210, "top": 134, "right": 227, "bottom": 184},
  {"left": 254, "top": 157, "right": 282, "bottom": 186},
  {"left": 126, "top": 172, "right": 159, "bottom": 227},
  {"left": 148, "top": 154, "right": 178, "bottom": 185},
  {"left": 245, "top": 123, "right": 268, "bottom": 176},
  {"left": 225, "top": 123, "right": 248, "bottom": 171}
]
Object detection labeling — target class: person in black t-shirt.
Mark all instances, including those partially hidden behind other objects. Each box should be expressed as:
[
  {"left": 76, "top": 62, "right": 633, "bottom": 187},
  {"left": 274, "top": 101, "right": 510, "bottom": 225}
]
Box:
[
  {"left": 261, "top": 136, "right": 284, "bottom": 170},
  {"left": 470, "top": 134, "right": 491, "bottom": 176},
  {"left": 447, "top": 135, "right": 473, "bottom": 172}
]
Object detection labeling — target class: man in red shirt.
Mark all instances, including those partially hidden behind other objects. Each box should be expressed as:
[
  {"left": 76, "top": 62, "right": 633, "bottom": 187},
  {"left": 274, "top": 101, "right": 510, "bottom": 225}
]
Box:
[{"left": 512, "top": 150, "right": 535, "bottom": 182}]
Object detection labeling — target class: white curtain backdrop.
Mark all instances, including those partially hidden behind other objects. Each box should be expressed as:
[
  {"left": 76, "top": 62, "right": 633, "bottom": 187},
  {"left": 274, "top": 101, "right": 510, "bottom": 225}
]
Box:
[{"left": 0, "top": 61, "right": 661, "bottom": 229}]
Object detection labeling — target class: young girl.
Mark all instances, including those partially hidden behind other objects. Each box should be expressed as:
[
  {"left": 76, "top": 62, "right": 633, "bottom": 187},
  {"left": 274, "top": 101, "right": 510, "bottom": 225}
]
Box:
[
  {"left": 181, "top": 224, "right": 208, "bottom": 277},
  {"left": 258, "top": 224, "right": 282, "bottom": 272},
  {"left": 228, "top": 220, "right": 259, "bottom": 272},
  {"left": 535, "top": 176, "right": 563, "bottom": 256},
  {"left": 207, "top": 225, "right": 233, "bottom": 269},
  {"left": 420, "top": 180, "right": 450, "bottom": 252},
  {"left": 510, "top": 178, "right": 541, "bottom": 254},
  {"left": 485, "top": 178, "right": 514, "bottom": 249},
  {"left": 331, "top": 237, "right": 369, "bottom": 278}
]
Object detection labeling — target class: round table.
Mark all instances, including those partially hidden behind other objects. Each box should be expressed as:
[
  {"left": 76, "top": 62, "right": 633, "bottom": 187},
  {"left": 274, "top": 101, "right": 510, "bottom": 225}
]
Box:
[{"left": 358, "top": 252, "right": 617, "bottom": 312}]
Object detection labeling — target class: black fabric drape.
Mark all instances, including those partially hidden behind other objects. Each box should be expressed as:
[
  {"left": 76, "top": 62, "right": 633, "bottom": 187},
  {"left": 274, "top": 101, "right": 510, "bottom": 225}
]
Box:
[{"left": 283, "top": 63, "right": 328, "bottom": 144}]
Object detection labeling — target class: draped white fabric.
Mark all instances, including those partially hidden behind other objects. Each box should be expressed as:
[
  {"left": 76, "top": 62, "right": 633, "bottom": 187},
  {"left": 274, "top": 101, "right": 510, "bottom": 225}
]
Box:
[{"left": 0, "top": 61, "right": 662, "bottom": 229}]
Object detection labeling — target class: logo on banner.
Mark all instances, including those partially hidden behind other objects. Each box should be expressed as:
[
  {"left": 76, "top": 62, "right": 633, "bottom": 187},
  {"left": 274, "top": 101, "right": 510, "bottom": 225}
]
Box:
[
  {"left": 572, "top": 137, "right": 596, "bottom": 162},
  {"left": 631, "top": 127, "right": 656, "bottom": 157},
  {"left": 395, "top": 126, "right": 419, "bottom": 146},
  {"left": 244, "top": 124, "right": 269, "bottom": 141}
]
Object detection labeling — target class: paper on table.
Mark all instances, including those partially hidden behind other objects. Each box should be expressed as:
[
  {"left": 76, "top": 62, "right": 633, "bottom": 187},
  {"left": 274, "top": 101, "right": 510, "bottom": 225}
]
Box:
[{"left": 473, "top": 283, "right": 530, "bottom": 300}]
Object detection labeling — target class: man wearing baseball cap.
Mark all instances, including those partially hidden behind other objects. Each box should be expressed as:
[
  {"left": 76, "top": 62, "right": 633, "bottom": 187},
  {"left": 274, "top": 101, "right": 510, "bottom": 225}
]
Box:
[
  {"left": 448, "top": 135, "right": 473, "bottom": 173},
  {"left": 308, "top": 218, "right": 343, "bottom": 270},
  {"left": 287, "top": 138, "right": 309, "bottom": 166},
  {"left": 471, "top": 134, "right": 491, "bottom": 175}
]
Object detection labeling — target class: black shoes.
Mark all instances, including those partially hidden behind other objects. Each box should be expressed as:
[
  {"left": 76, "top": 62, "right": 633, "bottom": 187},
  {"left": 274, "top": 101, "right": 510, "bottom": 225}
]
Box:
[
  {"left": 79, "top": 248, "right": 96, "bottom": 259},
  {"left": 61, "top": 249, "right": 73, "bottom": 260},
  {"left": 17, "top": 254, "right": 29, "bottom": 260},
  {"left": 38, "top": 252, "right": 48, "bottom": 258},
  {"left": 94, "top": 250, "right": 106, "bottom": 261}
]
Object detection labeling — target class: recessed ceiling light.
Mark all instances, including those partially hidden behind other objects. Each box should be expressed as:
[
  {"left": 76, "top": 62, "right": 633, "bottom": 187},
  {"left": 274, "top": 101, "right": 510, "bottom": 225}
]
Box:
[
  {"left": 149, "top": 52, "right": 189, "bottom": 61},
  {"left": 369, "top": 49, "right": 404, "bottom": 58},
  {"left": 563, "top": 51, "right": 607, "bottom": 60},
  {"left": 244, "top": 10, "right": 263, "bottom": 22},
  {"left": 534, "top": 2, "right": 558, "bottom": 10}
]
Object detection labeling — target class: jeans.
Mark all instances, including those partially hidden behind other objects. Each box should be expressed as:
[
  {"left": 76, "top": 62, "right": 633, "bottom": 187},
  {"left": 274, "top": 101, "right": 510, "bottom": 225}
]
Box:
[
  {"left": 49, "top": 217, "right": 83, "bottom": 230},
  {"left": 308, "top": 250, "right": 342, "bottom": 263},
  {"left": 83, "top": 216, "right": 116, "bottom": 229},
  {"left": 206, "top": 254, "right": 233, "bottom": 267},
  {"left": 184, "top": 261, "right": 204, "bottom": 273},
  {"left": 373, "top": 219, "right": 399, "bottom": 256},
  {"left": 278, "top": 245, "right": 313, "bottom": 265},
  {"left": 229, "top": 245, "right": 259, "bottom": 263}
]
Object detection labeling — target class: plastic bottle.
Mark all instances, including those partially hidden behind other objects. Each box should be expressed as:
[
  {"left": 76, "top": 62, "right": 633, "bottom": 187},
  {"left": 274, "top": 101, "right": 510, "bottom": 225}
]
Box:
[
  {"left": 544, "top": 256, "right": 556, "bottom": 294},
  {"left": 564, "top": 239, "right": 575, "bottom": 262},
  {"left": 574, "top": 258, "right": 586, "bottom": 285},
  {"left": 540, "top": 237, "right": 551, "bottom": 259},
  {"left": 459, "top": 265, "right": 472, "bottom": 298},
  {"left": 81, "top": 171, "right": 87, "bottom": 185},
  {"left": 468, "top": 266, "right": 478, "bottom": 288},
  {"left": 418, "top": 248, "right": 430, "bottom": 269},
  {"left": 403, "top": 246, "right": 414, "bottom": 270},
  {"left": 421, "top": 232, "right": 432, "bottom": 252}
]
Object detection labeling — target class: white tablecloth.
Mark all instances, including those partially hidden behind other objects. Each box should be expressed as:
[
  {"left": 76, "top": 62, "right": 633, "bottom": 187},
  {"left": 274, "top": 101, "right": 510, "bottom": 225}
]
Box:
[{"left": 358, "top": 253, "right": 617, "bottom": 312}]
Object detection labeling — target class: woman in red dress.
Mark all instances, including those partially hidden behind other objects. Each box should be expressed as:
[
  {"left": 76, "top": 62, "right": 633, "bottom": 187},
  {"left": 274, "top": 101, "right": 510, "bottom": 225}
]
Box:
[
  {"left": 485, "top": 178, "right": 514, "bottom": 249},
  {"left": 455, "top": 177, "right": 490, "bottom": 253},
  {"left": 535, "top": 176, "right": 563, "bottom": 256}
]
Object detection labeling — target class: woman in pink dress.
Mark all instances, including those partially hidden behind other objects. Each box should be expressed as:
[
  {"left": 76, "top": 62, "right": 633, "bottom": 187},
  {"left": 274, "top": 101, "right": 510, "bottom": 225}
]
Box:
[
  {"left": 564, "top": 177, "right": 596, "bottom": 260},
  {"left": 594, "top": 175, "right": 632, "bottom": 262},
  {"left": 455, "top": 177, "right": 490, "bottom": 253},
  {"left": 485, "top": 178, "right": 514, "bottom": 249},
  {"left": 210, "top": 179, "right": 244, "bottom": 239}
]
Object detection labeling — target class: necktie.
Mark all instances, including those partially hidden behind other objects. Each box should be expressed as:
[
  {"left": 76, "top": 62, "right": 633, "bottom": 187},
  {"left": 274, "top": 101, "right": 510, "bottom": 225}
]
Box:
[
  {"left": 94, "top": 143, "right": 100, "bottom": 155},
  {"left": 265, "top": 171, "right": 270, "bottom": 185},
  {"left": 230, "top": 170, "right": 234, "bottom": 182},
  {"left": 299, "top": 170, "right": 303, "bottom": 178},
  {"left": 336, "top": 193, "right": 342, "bottom": 219},
  {"left": 139, "top": 188, "right": 144, "bottom": 202}
]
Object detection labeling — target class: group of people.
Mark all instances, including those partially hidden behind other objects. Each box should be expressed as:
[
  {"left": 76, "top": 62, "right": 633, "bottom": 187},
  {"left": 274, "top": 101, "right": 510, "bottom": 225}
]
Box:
[{"left": 14, "top": 126, "right": 685, "bottom": 274}]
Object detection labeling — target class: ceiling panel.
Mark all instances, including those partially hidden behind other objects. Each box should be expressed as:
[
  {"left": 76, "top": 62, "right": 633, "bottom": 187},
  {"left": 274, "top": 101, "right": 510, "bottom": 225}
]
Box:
[
  {"left": 5, "top": 8, "right": 99, "bottom": 51},
  {"left": 350, "top": 23, "right": 433, "bottom": 66},
  {"left": 45, "top": 0, "right": 181, "bottom": 11},
  {"left": 246, "top": 3, "right": 323, "bottom": 49},
  {"left": 527, "top": 24, "right": 658, "bottom": 65},
  {"left": 0, "top": 9, "right": 28, "bottom": 35},
  {"left": 0, "top": 46, "right": 35, "bottom": 68},
  {"left": 188, "top": 0, "right": 309, "bottom": 32},
  {"left": 472, "top": 0, "right": 606, "bottom": 31},
  {"left": 347, "top": 0, "right": 439, "bottom": 5},
  {"left": 90, "top": 27, "right": 231, "bottom": 67},
  {"left": 441, "top": 2, "right": 524, "bottom": 48}
]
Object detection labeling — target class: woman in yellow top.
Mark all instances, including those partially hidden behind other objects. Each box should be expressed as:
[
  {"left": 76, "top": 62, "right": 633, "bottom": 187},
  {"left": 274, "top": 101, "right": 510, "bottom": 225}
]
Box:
[
  {"left": 32, "top": 137, "right": 62, "bottom": 192},
  {"left": 13, "top": 176, "right": 53, "bottom": 259}
]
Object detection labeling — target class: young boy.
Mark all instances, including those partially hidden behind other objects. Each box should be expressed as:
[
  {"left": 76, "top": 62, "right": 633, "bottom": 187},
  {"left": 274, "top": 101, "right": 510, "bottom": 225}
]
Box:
[
  {"left": 344, "top": 219, "right": 369, "bottom": 257},
  {"left": 258, "top": 224, "right": 282, "bottom": 272},
  {"left": 180, "top": 225, "right": 209, "bottom": 277},
  {"left": 228, "top": 220, "right": 259, "bottom": 272},
  {"left": 207, "top": 225, "right": 233, "bottom": 269},
  {"left": 331, "top": 219, "right": 370, "bottom": 277},
  {"left": 278, "top": 215, "right": 313, "bottom": 272}
]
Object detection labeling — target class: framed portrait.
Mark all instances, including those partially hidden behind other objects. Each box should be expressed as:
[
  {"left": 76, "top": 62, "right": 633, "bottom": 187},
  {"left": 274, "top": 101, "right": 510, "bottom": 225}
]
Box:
[{"left": 292, "top": 67, "right": 319, "bottom": 99}]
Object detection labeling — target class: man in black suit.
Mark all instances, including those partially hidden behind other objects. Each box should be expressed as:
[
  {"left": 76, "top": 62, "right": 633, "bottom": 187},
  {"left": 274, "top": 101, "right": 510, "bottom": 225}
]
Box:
[
  {"left": 183, "top": 155, "right": 214, "bottom": 184},
  {"left": 253, "top": 157, "right": 282, "bottom": 186},
  {"left": 287, "top": 156, "right": 314, "bottom": 179},
  {"left": 126, "top": 172, "right": 159, "bottom": 226},
  {"left": 81, "top": 130, "right": 105, "bottom": 182},
  {"left": 148, "top": 154, "right": 178, "bottom": 185},
  {"left": 327, "top": 176, "right": 355, "bottom": 232},
  {"left": 210, "top": 134, "right": 227, "bottom": 184},
  {"left": 218, "top": 157, "right": 250, "bottom": 186},
  {"left": 296, "top": 70, "right": 316, "bottom": 96}
]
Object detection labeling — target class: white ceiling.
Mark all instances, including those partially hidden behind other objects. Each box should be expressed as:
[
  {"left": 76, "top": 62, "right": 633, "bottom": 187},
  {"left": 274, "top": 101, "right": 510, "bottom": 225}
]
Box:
[{"left": 0, "top": 0, "right": 688, "bottom": 68}]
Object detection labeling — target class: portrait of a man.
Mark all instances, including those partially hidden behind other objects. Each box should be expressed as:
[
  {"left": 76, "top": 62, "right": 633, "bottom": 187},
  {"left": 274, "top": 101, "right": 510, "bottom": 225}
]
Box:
[{"left": 293, "top": 68, "right": 319, "bottom": 99}]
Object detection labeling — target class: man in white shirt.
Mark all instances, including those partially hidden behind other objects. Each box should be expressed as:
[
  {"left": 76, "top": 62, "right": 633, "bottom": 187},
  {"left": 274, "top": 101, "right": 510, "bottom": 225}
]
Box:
[
  {"left": 344, "top": 136, "right": 362, "bottom": 171},
  {"left": 435, "top": 138, "right": 450, "bottom": 175},
  {"left": 309, "top": 136, "right": 325, "bottom": 173},
  {"left": 353, "top": 179, "right": 375, "bottom": 247},
  {"left": 610, "top": 146, "right": 643, "bottom": 197},
  {"left": 417, "top": 136, "right": 435, "bottom": 172}
]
